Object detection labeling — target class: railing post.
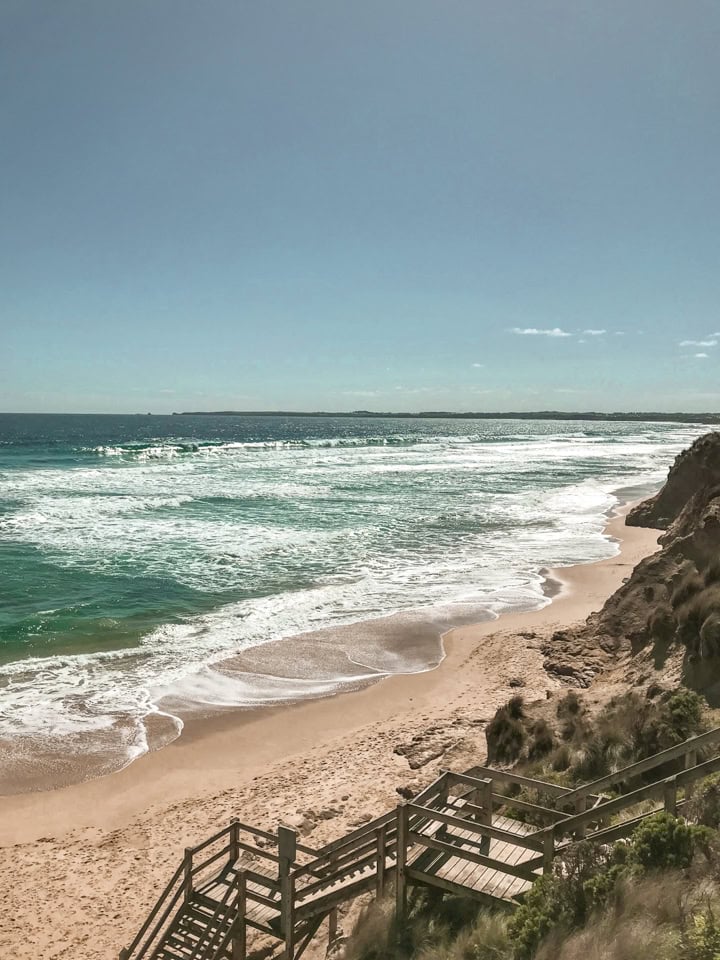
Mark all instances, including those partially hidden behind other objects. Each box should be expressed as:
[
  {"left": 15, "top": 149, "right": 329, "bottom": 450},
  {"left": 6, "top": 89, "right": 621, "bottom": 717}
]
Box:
[
  {"left": 478, "top": 778, "right": 492, "bottom": 856},
  {"left": 328, "top": 908, "right": 338, "bottom": 946},
  {"left": 664, "top": 777, "right": 678, "bottom": 816},
  {"left": 396, "top": 804, "right": 409, "bottom": 929},
  {"left": 278, "top": 825, "right": 297, "bottom": 960},
  {"left": 230, "top": 818, "right": 240, "bottom": 863},
  {"left": 542, "top": 827, "right": 554, "bottom": 874},
  {"left": 231, "top": 870, "right": 247, "bottom": 960},
  {"left": 685, "top": 752, "right": 697, "bottom": 806},
  {"left": 438, "top": 772, "right": 450, "bottom": 839},
  {"left": 183, "top": 847, "right": 193, "bottom": 902},
  {"left": 375, "top": 825, "right": 387, "bottom": 897},
  {"left": 439, "top": 770, "right": 450, "bottom": 807},
  {"left": 574, "top": 795, "right": 587, "bottom": 839},
  {"left": 119, "top": 950, "right": 129, "bottom": 960}
]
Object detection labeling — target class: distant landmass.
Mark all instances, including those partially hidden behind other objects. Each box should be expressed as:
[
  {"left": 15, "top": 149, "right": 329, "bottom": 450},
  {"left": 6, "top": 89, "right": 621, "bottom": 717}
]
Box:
[{"left": 173, "top": 410, "right": 720, "bottom": 424}]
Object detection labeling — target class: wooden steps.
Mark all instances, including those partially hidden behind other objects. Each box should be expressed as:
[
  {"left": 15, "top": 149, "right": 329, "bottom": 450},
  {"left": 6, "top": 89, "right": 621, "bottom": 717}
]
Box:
[{"left": 120, "top": 728, "right": 720, "bottom": 960}]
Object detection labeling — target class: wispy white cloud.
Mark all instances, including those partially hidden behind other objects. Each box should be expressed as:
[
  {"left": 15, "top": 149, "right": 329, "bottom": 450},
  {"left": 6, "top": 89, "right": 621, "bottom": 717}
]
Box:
[
  {"left": 582, "top": 329, "right": 606, "bottom": 336},
  {"left": 472, "top": 362, "right": 485, "bottom": 368},
  {"left": 613, "top": 331, "right": 625, "bottom": 336},
  {"left": 695, "top": 353, "right": 709, "bottom": 359},
  {"left": 342, "top": 389, "right": 382, "bottom": 397},
  {"left": 510, "top": 327, "right": 572, "bottom": 337},
  {"left": 680, "top": 339, "right": 718, "bottom": 347}
]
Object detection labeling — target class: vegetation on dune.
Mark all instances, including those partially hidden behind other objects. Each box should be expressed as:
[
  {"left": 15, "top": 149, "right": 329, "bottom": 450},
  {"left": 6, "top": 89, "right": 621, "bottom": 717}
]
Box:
[
  {"left": 344, "top": 813, "right": 719, "bottom": 960},
  {"left": 342, "top": 686, "right": 718, "bottom": 960},
  {"left": 485, "top": 687, "right": 706, "bottom": 789},
  {"left": 644, "top": 551, "right": 720, "bottom": 666}
]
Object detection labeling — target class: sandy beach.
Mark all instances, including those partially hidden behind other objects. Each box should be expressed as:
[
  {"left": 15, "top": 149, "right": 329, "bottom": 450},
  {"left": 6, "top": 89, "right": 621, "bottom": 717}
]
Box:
[{"left": 0, "top": 504, "right": 661, "bottom": 960}]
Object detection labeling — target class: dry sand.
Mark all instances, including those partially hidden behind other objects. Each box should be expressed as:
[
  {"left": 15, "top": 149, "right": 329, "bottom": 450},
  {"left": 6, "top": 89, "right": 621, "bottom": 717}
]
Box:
[{"left": 0, "top": 505, "right": 661, "bottom": 960}]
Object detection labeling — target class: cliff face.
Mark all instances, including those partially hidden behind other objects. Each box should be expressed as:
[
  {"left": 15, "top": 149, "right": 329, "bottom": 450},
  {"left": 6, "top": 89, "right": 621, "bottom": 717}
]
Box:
[
  {"left": 626, "top": 432, "right": 720, "bottom": 540},
  {"left": 544, "top": 433, "right": 720, "bottom": 690},
  {"left": 598, "top": 432, "right": 720, "bottom": 683}
]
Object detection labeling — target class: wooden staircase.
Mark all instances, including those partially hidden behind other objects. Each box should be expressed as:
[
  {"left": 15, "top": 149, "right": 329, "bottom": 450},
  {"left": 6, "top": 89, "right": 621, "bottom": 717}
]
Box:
[{"left": 120, "top": 725, "right": 720, "bottom": 960}]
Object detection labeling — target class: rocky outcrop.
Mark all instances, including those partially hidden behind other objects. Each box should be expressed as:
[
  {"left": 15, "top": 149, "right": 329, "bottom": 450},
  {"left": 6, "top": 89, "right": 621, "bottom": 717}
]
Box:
[
  {"left": 594, "top": 432, "right": 720, "bottom": 685},
  {"left": 627, "top": 432, "right": 720, "bottom": 536},
  {"left": 541, "top": 433, "right": 720, "bottom": 689}
]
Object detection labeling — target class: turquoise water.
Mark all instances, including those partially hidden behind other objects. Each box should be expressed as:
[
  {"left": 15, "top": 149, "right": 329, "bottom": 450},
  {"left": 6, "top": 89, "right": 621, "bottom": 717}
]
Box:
[{"left": 0, "top": 414, "right": 704, "bottom": 783}]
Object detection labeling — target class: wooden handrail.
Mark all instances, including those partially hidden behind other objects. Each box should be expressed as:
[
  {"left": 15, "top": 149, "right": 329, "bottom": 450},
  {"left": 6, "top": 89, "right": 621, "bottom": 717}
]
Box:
[
  {"left": 563, "top": 726, "right": 720, "bottom": 802},
  {"left": 191, "top": 844, "right": 232, "bottom": 877},
  {"left": 454, "top": 767, "right": 574, "bottom": 799},
  {"left": 309, "top": 810, "right": 396, "bottom": 859},
  {"left": 448, "top": 793, "right": 568, "bottom": 825},
  {"left": 189, "top": 825, "right": 233, "bottom": 856},
  {"left": 413, "top": 772, "right": 449, "bottom": 804},
  {"left": 675, "top": 752, "right": 720, "bottom": 788},
  {"left": 120, "top": 860, "right": 185, "bottom": 959}
]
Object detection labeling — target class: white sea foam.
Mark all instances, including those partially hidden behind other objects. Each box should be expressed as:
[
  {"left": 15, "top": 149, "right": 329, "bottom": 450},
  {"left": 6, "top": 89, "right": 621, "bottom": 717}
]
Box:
[{"left": 0, "top": 422, "right": 706, "bottom": 777}]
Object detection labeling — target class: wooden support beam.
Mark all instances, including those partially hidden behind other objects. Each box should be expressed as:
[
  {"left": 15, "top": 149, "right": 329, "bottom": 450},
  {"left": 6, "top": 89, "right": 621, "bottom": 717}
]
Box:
[
  {"left": 230, "top": 818, "right": 240, "bottom": 864},
  {"left": 574, "top": 795, "right": 587, "bottom": 839},
  {"left": 684, "top": 752, "right": 697, "bottom": 805},
  {"left": 279, "top": 825, "right": 298, "bottom": 960},
  {"left": 396, "top": 804, "right": 409, "bottom": 929},
  {"left": 542, "top": 828, "right": 554, "bottom": 874},
  {"left": 664, "top": 777, "right": 678, "bottom": 816},
  {"left": 183, "top": 847, "right": 193, "bottom": 902},
  {"left": 231, "top": 871, "right": 247, "bottom": 960},
  {"left": 376, "top": 826, "right": 387, "bottom": 897},
  {"left": 328, "top": 908, "right": 338, "bottom": 946}
]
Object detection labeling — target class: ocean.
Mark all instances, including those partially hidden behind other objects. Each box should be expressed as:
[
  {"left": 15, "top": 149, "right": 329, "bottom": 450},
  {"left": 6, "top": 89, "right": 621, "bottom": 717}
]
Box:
[{"left": 0, "top": 413, "right": 705, "bottom": 791}]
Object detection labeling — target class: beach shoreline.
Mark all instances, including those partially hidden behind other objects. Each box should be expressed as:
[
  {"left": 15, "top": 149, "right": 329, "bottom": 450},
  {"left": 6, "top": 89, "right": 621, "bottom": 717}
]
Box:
[
  {"left": 0, "top": 501, "right": 663, "bottom": 960},
  {"left": 0, "top": 500, "right": 658, "bottom": 841}
]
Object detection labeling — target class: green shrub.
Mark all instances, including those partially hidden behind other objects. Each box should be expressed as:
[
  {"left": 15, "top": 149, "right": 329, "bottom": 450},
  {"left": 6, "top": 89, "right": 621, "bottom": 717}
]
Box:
[
  {"left": 556, "top": 691, "right": 589, "bottom": 743},
  {"left": 528, "top": 720, "right": 555, "bottom": 761},
  {"left": 508, "top": 842, "right": 622, "bottom": 960},
  {"left": 688, "top": 774, "right": 720, "bottom": 828},
  {"left": 664, "top": 688, "right": 705, "bottom": 741},
  {"left": 508, "top": 695, "right": 525, "bottom": 720},
  {"left": 684, "top": 907, "right": 720, "bottom": 960},
  {"left": 486, "top": 702, "right": 526, "bottom": 765},
  {"left": 550, "top": 743, "right": 572, "bottom": 772},
  {"left": 628, "top": 812, "right": 708, "bottom": 871}
]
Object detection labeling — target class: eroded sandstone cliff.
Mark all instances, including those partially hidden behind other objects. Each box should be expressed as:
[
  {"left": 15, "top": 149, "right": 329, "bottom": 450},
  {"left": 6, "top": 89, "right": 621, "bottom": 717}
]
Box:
[{"left": 543, "top": 432, "right": 720, "bottom": 690}]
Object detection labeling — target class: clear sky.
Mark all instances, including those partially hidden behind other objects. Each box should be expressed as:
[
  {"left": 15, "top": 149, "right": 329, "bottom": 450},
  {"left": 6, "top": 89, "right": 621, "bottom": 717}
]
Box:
[{"left": 2, "top": 0, "right": 719, "bottom": 414}]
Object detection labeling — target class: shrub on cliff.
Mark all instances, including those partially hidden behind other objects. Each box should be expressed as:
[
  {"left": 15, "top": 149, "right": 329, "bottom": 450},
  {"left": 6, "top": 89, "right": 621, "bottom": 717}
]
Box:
[
  {"left": 677, "top": 586, "right": 720, "bottom": 658},
  {"left": 567, "top": 689, "right": 705, "bottom": 783},
  {"left": 556, "top": 691, "right": 590, "bottom": 743},
  {"left": 629, "top": 812, "right": 709, "bottom": 870},
  {"left": 647, "top": 603, "right": 675, "bottom": 645},
  {"left": 671, "top": 569, "right": 704, "bottom": 610},
  {"left": 687, "top": 773, "right": 720, "bottom": 828},
  {"left": 703, "top": 559, "right": 720, "bottom": 587},
  {"left": 485, "top": 704, "right": 526, "bottom": 764},
  {"left": 528, "top": 720, "right": 555, "bottom": 761},
  {"left": 510, "top": 815, "right": 712, "bottom": 959}
]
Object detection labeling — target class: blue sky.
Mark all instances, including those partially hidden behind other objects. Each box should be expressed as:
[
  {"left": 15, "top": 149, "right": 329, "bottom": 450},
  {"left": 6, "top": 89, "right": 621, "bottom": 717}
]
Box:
[{"left": 2, "top": 0, "right": 719, "bottom": 413}]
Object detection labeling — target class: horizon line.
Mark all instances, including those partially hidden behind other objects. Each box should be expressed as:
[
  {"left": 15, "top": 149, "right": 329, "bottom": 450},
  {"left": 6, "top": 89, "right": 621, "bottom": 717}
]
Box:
[{"left": 2, "top": 409, "right": 719, "bottom": 423}]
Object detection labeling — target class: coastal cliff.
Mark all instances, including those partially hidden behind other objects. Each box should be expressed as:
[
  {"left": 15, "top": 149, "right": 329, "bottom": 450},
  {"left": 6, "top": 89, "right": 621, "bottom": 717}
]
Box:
[{"left": 543, "top": 431, "right": 720, "bottom": 691}]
